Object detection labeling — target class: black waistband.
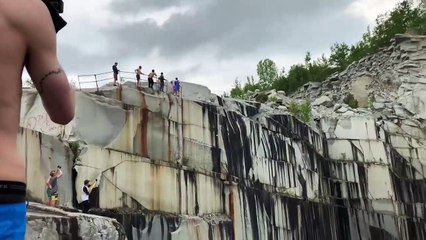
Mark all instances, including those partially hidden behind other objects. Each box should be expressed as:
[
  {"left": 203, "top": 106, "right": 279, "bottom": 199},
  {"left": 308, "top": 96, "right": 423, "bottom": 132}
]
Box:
[{"left": 0, "top": 181, "right": 26, "bottom": 203}]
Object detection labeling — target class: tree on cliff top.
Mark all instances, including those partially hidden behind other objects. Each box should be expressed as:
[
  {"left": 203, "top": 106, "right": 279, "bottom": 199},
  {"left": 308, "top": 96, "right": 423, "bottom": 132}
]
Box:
[{"left": 257, "top": 59, "right": 278, "bottom": 90}]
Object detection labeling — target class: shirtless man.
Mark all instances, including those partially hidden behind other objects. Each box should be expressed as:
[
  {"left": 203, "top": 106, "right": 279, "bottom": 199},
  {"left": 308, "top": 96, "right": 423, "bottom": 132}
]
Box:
[
  {"left": 147, "top": 69, "right": 157, "bottom": 89},
  {"left": 134, "top": 66, "right": 145, "bottom": 88},
  {"left": 0, "top": 0, "right": 75, "bottom": 238}
]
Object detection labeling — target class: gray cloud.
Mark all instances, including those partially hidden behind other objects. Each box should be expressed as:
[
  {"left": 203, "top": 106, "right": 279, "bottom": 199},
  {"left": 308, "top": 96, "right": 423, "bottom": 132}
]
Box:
[
  {"left": 105, "top": 0, "right": 364, "bottom": 61},
  {"left": 110, "top": 0, "right": 194, "bottom": 13}
]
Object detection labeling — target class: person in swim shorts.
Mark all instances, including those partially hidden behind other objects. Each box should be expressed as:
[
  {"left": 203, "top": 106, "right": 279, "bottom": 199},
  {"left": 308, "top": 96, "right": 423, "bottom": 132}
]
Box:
[
  {"left": 0, "top": 0, "right": 75, "bottom": 238},
  {"left": 46, "top": 166, "right": 63, "bottom": 207},
  {"left": 134, "top": 66, "right": 145, "bottom": 88},
  {"left": 147, "top": 69, "right": 157, "bottom": 89}
]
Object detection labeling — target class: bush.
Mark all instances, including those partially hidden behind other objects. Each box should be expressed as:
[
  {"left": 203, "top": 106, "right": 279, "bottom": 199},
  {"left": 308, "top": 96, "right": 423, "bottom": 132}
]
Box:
[
  {"left": 255, "top": 92, "right": 268, "bottom": 103},
  {"left": 288, "top": 101, "right": 312, "bottom": 123},
  {"left": 288, "top": 102, "right": 301, "bottom": 115},
  {"left": 299, "top": 101, "right": 312, "bottom": 123},
  {"left": 343, "top": 93, "right": 359, "bottom": 108},
  {"left": 269, "top": 95, "right": 278, "bottom": 102}
]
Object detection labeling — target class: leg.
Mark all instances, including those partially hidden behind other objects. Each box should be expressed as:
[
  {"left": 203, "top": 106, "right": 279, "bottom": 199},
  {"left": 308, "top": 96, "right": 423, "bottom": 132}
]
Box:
[
  {"left": 46, "top": 189, "right": 52, "bottom": 206},
  {"left": 82, "top": 200, "right": 88, "bottom": 213},
  {"left": 51, "top": 192, "right": 58, "bottom": 207}
]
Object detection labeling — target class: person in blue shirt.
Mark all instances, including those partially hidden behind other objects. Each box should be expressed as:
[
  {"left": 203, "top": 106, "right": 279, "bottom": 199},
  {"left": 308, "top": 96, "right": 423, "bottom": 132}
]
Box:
[{"left": 174, "top": 77, "right": 181, "bottom": 96}]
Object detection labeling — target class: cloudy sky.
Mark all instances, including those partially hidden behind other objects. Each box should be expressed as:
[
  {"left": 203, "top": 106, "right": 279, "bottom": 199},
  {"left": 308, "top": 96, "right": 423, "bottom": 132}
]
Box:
[{"left": 40, "top": 0, "right": 403, "bottom": 94}]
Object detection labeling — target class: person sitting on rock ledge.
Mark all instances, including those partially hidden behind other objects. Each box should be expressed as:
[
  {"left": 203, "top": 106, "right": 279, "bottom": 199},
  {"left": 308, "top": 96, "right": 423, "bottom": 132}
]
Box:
[{"left": 0, "top": 0, "right": 74, "bottom": 238}]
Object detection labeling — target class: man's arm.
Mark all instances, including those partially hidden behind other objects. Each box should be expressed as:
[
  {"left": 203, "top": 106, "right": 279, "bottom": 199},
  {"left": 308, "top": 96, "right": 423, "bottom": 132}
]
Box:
[
  {"left": 46, "top": 177, "right": 52, "bottom": 188},
  {"left": 56, "top": 168, "right": 63, "bottom": 179},
  {"left": 83, "top": 186, "right": 90, "bottom": 195},
  {"left": 23, "top": 0, "right": 74, "bottom": 125}
]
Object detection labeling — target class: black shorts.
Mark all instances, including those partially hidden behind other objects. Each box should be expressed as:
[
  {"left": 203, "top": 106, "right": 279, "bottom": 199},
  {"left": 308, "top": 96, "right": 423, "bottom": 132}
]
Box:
[
  {"left": 136, "top": 75, "right": 140, "bottom": 81},
  {"left": 148, "top": 78, "right": 153, "bottom": 83}
]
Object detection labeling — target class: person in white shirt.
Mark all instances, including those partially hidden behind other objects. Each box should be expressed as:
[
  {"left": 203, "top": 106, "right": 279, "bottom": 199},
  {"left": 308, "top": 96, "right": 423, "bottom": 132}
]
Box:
[{"left": 81, "top": 179, "right": 97, "bottom": 213}]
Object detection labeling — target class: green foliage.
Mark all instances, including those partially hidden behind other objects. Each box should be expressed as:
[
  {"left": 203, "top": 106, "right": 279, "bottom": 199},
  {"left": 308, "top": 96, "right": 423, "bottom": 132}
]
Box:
[
  {"left": 230, "top": 79, "right": 244, "bottom": 99},
  {"left": 257, "top": 59, "right": 279, "bottom": 90},
  {"left": 230, "top": 76, "right": 261, "bottom": 99},
  {"left": 288, "top": 102, "right": 301, "bottom": 115},
  {"left": 329, "top": 42, "right": 351, "bottom": 72},
  {"left": 255, "top": 92, "right": 268, "bottom": 103},
  {"left": 227, "top": 1, "right": 425, "bottom": 98},
  {"left": 343, "top": 94, "right": 359, "bottom": 108},
  {"left": 288, "top": 101, "right": 312, "bottom": 123},
  {"left": 368, "top": 94, "right": 376, "bottom": 109},
  {"left": 269, "top": 95, "right": 278, "bottom": 102}
]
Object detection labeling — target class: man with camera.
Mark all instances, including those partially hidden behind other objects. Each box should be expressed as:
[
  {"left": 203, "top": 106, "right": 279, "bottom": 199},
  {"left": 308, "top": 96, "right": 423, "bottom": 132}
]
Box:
[
  {"left": 46, "top": 165, "right": 63, "bottom": 207},
  {"left": 81, "top": 178, "right": 97, "bottom": 213},
  {"left": 0, "top": 0, "right": 74, "bottom": 238}
]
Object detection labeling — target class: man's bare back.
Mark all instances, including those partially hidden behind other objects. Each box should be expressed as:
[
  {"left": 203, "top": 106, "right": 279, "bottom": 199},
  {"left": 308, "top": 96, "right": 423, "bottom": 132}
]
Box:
[
  {"left": 0, "top": 1, "right": 74, "bottom": 237},
  {"left": 0, "top": 0, "right": 74, "bottom": 183}
]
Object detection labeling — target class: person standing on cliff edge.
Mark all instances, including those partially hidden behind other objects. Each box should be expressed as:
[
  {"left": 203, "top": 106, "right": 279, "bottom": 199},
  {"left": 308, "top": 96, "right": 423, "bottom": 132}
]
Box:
[
  {"left": 0, "top": 0, "right": 75, "bottom": 239},
  {"left": 112, "top": 62, "right": 120, "bottom": 86}
]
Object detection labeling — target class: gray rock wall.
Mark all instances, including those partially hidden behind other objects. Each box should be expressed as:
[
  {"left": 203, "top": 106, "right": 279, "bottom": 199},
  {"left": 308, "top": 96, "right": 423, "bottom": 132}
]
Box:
[{"left": 21, "top": 35, "right": 426, "bottom": 240}]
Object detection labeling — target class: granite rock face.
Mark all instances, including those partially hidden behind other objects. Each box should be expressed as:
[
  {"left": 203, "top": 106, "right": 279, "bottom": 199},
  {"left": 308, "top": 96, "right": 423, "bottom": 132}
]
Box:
[{"left": 21, "top": 35, "right": 426, "bottom": 240}]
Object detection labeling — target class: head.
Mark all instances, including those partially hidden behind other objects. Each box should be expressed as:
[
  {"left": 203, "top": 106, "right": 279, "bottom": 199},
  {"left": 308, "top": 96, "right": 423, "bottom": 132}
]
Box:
[
  {"left": 115, "top": 62, "right": 118, "bottom": 66},
  {"left": 84, "top": 180, "right": 90, "bottom": 186},
  {"left": 161, "top": 72, "right": 163, "bottom": 75},
  {"left": 138, "top": 66, "right": 142, "bottom": 69},
  {"left": 152, "top": 69, "right": 155, "bottom": 72},
  {"left": 175, "top": 77, "right": 178, "bottom": 81},
  {"left": 50, "top": 170, "right": 56, "bottom": 177}
]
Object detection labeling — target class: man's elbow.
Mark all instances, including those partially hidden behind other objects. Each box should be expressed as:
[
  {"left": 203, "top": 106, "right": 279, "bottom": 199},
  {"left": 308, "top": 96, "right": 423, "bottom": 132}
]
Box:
[{"left": 51, "top": 110, "right": 74, "bottom": 125}]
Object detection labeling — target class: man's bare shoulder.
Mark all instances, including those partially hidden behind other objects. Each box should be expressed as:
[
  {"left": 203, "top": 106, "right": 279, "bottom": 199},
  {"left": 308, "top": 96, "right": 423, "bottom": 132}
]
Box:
[{"left": 0, "top": 0, "right": 53, "bottom": 33}]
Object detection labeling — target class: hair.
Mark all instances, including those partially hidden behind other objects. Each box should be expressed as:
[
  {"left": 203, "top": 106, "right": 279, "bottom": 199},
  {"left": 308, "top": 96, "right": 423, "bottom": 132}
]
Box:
[
  {"left": 161, "top": 72, "right": 163, "bottom": 74},
  {"left": 115, "top": 62, "right": 118, "bottom": 65},
  {"left": 50, "top": 170, "right": 56, "bottom": 177},
  {"left": 84, "top": 180, "right": 90, "bottom": 185},
  {"left": 139, "top": 66, "right": 141, "bottom": 68}
]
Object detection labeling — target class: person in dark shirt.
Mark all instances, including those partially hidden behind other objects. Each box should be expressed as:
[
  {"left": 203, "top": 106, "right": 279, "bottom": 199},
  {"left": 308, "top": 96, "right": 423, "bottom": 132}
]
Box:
[
  {"left": 158, "top": 72, "right": 165, "bottom": 92},
  {"left": 112, "top": 62, "right": 119, "bottom": 86},
  {"left": 46, "top": 166, "right": 63, "bottom": 207}
]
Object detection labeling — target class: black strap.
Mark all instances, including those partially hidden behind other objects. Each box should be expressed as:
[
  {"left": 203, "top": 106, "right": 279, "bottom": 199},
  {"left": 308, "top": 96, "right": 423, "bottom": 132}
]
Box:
[
  {"left": 42, "top": 0, "right": 67, "bottom": 33},
  {"left": 0, "top": 181, "right": 26, "bottom": 203}
]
